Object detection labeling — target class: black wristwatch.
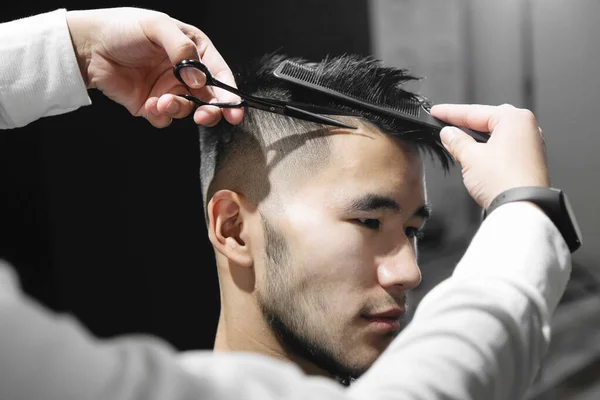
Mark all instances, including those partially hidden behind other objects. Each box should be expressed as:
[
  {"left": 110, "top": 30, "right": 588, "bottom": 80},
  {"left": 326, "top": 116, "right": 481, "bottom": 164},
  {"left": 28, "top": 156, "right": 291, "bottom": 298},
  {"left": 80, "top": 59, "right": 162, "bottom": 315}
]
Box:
[{"left": 482, "top": 187, "right": 582, "bottom": 253}]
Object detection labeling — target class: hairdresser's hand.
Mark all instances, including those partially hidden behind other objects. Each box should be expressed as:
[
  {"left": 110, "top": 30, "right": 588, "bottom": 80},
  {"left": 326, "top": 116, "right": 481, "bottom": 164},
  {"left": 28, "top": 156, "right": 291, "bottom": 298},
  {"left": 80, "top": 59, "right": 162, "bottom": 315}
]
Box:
[
  {"left": 66, "top": 7, "right": 243, "bottom": 128},
  {"left": 430, "top": 104, "right": 548, "bottom": 209}
]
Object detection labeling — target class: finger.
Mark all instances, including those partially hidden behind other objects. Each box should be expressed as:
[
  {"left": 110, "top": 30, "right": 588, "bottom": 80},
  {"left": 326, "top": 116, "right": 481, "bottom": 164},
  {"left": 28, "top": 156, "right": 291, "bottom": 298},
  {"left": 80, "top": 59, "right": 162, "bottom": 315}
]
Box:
[
  {"left": 156, "top": 94, "right": 196, "bottom": 119},
  {"left": 174, "top": 21, "right": 234, "bottom": 97},
  {"left": 144, "top": 97, "right": 173, "bottom": 128},
  {"left": 177, "top": 22, "right": 244, "bottom": 125},
  {"left": 439, "top": 126, "right": 477, "bottom": 163},
  {"left": 180, "top": 67, "right": 207, "bottom": 89},
  {"left": 144, "top": 17, "right": 202, "bottom": 64},
  {"left": 433, "top": 103, "right": 540, "bottom": 141},
  {"left": 194, "top": 104, "right": 223, "bottom": 127},
  {"left": 185, "top": 89, "right": 224, "bottom": 125},
  {"left": 142, "top": 18, "right": 211, "bottom": 91},
  {"left": 213, "top": 70, "right": 244, "bottom": 125},
  {"left": 430, "top": 104, "right": 505, "bottom": 132}
]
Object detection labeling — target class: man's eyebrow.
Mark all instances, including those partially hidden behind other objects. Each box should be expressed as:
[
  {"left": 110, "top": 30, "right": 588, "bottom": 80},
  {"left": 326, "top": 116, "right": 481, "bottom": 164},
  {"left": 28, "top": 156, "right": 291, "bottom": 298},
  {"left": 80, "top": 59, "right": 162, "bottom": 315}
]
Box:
[
  {"left": 346, "top": 194, "right": 432, "bottom": 221},
  {"left": 347, "top": 194, "right": 401, "bottom": 213}
]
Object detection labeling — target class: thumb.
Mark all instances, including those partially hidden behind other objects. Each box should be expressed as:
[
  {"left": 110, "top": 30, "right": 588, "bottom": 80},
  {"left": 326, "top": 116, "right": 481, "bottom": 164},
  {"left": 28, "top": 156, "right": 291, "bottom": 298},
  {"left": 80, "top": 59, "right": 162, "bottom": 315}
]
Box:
[
  {"left": 144, "top": 18, "right": 201, "bottom": 63},
  {"left": 144, "top": 20, "right": 210, "bottom": 89},
  {"left": 440, "top": 127, "right": 476, "bottom": 163}
]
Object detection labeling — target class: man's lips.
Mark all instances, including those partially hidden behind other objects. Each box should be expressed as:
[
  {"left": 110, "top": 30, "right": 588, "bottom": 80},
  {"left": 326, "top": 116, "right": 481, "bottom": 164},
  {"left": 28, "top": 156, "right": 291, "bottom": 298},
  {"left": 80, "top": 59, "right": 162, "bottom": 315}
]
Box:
[
  {"left": 362, "top": 308, "right": 405, "bottom": 332},
  {"left": 364, "top": 309, "right": 405, "bottom": 319}
]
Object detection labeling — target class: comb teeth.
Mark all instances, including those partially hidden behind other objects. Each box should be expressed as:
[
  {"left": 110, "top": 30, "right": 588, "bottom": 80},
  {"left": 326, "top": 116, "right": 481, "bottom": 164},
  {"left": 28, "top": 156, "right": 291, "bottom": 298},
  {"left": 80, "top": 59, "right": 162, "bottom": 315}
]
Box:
[
  {"left": 274, "top": 60, "right": 422, "bottom": 119},
  {"left": 279, "top": 61, "right": 321, "bottom": 85},
  {"left": 396, "top": 99, "right": 421, "bottom": 117}
]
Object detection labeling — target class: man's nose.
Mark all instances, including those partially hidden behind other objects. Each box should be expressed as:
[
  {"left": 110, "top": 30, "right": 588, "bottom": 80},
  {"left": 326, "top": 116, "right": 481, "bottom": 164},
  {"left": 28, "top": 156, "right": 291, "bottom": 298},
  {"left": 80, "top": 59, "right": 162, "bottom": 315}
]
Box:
[{"left": 376, "top": 244, "right": 422, "bottom": 290}]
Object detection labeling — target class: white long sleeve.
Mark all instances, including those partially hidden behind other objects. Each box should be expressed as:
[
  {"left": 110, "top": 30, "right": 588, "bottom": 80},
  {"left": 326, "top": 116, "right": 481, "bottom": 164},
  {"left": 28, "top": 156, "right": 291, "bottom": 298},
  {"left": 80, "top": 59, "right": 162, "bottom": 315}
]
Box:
[{"left": 0, "top": 9, "right": 90, "bottom": 129}]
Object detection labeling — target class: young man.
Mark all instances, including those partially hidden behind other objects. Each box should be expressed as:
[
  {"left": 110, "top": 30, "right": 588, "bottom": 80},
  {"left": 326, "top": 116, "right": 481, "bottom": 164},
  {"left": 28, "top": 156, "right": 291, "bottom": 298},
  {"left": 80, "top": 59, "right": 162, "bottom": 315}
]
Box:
[{"left": 185, "top": 54, "right": 569, "bottom": 388}]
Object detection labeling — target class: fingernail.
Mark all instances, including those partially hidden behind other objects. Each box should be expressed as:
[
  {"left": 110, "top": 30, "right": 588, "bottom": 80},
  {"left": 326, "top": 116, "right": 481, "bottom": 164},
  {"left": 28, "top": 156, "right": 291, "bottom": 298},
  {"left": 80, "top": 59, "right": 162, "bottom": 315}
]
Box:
[
  {"left": 195, "top": 109, "right": 216, "bottom": 126},
  {"left": 182, "top": 68, "right": 205, "bottom": 88},
  {"left": 440, "top": 127, "right": 458, "bottom": 145},
  {"left": 204, "top": 112, "right": 219, "bottom": 126},
  {"left": 165, "top": 100, "right": 180, "bottom": 114}
]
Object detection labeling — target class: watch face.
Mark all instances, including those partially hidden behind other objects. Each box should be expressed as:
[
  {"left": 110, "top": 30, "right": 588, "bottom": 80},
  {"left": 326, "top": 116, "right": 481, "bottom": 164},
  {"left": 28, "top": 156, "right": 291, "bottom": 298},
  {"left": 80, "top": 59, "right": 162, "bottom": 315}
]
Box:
[{"left": 562, "top": 193, "right": 583, "bottom": 249}]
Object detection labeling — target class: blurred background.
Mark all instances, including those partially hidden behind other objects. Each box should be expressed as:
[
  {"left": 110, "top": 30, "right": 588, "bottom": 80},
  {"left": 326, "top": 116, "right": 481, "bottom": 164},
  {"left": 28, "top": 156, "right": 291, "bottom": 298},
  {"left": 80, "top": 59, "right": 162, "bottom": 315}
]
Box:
[{"left": 1, "top": 1, "right": 598, "bottom": 398}]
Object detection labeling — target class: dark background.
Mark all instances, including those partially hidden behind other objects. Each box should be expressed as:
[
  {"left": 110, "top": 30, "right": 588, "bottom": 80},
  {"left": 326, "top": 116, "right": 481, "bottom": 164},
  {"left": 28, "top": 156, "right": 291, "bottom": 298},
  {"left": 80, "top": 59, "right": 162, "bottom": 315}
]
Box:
[{"left": 0, "top": 1, "right": 371, "bottom": 350}]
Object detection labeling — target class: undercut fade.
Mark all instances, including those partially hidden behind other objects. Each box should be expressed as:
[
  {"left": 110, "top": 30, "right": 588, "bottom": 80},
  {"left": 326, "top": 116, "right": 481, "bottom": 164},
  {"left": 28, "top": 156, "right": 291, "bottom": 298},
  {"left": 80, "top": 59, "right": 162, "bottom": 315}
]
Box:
[{"left": 199, "top": 54, "right": 452, "bottom": 217}]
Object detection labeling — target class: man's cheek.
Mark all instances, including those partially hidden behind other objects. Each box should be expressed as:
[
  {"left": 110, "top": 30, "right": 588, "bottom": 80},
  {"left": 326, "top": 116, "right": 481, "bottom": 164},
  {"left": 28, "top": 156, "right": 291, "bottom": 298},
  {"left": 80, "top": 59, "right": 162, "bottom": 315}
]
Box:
[{"left": 285, "top": 202, "right": 326, "bottom": 230}]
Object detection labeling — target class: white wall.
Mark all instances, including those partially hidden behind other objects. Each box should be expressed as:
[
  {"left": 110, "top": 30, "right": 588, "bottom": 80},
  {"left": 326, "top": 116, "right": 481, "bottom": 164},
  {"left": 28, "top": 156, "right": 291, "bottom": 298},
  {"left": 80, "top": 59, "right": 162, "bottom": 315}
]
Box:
[
  {"left": 531, "top": 0, "right": 600, "bottom": 269},
  {"left": 467, "top": 0, "right": 527, "bottom": 107}
]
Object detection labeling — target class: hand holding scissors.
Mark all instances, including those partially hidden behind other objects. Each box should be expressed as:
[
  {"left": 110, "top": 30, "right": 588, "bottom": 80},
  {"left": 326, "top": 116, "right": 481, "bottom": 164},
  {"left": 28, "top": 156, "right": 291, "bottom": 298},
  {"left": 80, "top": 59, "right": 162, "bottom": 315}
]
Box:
[{"left": 65, "top": 8, "right": 242, "bottom": 128}]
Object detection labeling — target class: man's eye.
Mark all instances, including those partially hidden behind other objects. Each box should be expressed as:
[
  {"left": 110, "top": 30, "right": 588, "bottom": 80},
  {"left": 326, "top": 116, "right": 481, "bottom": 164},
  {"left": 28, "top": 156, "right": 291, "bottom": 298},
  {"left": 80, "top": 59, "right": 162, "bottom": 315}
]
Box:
[
  {"left": 356, "top": 218, "right": 381, "bottom": 230},
  {"left": 406, "top": 227, "right": 425, "bottom": 240}
]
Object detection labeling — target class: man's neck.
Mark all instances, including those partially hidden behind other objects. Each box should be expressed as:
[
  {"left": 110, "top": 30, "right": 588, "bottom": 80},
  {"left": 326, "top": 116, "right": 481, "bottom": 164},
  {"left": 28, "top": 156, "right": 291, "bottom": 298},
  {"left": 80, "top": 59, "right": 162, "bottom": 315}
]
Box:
[{"left": 213, "top": 311, "right": 334, "bottom": 379}]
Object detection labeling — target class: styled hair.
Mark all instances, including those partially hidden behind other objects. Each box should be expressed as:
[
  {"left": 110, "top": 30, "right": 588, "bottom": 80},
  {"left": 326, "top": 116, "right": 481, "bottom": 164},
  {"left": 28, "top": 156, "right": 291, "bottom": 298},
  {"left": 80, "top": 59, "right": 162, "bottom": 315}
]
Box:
[{"left": 199, "top": 54, "right": 452, "bottom": 214}]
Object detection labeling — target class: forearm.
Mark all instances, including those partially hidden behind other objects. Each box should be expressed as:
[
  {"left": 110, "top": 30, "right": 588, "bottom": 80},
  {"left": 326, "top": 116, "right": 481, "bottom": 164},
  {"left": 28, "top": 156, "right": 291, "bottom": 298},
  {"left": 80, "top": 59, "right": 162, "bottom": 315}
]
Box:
[
  {"left": 0, "top": 9, "right": 90, "bottom": 130},
  {"left": 350, "top": 202, "right": 571, "bottom": 400}
]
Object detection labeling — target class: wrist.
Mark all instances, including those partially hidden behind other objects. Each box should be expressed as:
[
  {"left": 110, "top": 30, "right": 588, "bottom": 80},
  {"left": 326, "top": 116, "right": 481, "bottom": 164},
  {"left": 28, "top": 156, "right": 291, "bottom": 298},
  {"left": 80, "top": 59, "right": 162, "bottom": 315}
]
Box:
[
  {"left": 482, "top": 186, "right": 582, "bottom": 253},
  {"left": 65, "top": 11, "right": 93, "bottom": 88},
  {"left": 484, "top": 180, "right": 549, "bottom": 209}
]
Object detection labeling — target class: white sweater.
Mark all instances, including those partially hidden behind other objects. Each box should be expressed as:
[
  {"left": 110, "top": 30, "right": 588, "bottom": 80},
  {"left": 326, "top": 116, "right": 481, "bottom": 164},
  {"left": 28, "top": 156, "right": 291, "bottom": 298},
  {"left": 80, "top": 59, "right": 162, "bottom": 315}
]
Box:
[{"left": 0, "top": 9, "right": 571, "bottom": 400}]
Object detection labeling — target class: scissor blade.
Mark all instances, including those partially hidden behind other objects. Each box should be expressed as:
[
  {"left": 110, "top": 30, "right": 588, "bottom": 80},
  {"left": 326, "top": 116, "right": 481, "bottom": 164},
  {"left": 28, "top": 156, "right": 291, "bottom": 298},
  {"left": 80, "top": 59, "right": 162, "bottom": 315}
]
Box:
[{"left": 284, "top": 105, "right": 357, "bottom": 129}]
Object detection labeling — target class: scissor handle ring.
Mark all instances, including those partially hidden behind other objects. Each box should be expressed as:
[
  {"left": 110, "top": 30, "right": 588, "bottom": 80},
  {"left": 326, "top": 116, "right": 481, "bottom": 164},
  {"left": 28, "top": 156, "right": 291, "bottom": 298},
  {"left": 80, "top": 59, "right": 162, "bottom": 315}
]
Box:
[
  {"left": 173, "top": 59, "right": 245, "bottom": 108},
  {"left": 173, "top": 59, "right": 217, "bottom": 87}
]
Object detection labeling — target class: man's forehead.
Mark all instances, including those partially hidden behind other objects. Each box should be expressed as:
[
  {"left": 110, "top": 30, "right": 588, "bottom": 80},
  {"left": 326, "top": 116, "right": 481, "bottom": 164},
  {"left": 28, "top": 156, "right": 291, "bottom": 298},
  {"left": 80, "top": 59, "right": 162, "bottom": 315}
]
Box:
[
  {"left": 269, "top": 122, "right": 426, "bottom": 207},
  {"left": 326, "top": 126, "right": 423, "bottom": 176},
  {"left": 292, "top": 125, "right": 424, "bottom": 198}
]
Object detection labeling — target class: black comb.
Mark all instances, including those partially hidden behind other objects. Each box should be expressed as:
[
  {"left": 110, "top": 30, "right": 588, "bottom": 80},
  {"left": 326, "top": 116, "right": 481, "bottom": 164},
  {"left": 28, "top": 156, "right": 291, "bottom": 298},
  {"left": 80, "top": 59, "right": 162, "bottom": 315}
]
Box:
[{"left": 273, "top": 60, "right": 489, "bottom": 143}]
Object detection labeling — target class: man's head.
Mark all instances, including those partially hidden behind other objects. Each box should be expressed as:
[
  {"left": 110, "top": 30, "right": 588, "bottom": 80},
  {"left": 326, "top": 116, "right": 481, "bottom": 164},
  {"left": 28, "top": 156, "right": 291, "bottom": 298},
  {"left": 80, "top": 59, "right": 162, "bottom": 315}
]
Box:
[{"left": 199, "top": 54, "right": 451, "bottom": 381}]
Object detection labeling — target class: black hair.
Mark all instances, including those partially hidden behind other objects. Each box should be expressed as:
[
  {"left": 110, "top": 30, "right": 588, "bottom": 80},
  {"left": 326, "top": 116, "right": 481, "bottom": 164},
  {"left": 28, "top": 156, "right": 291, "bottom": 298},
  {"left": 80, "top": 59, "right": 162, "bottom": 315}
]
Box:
[{"left": 199, "top": 53, "right": 452, "bottom": 212}]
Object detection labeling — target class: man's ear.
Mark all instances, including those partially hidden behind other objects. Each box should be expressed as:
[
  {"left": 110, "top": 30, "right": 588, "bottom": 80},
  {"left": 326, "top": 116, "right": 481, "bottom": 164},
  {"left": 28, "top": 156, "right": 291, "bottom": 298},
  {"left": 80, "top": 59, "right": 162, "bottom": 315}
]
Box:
[{"left": 207, "top": 190, "right": 253, "bottom": 268}]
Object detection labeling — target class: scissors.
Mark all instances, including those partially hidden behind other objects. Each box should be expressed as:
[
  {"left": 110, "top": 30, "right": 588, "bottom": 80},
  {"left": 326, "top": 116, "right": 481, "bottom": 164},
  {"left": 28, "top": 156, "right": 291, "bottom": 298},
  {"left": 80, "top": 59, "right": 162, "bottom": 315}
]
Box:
[{"left": 173, "top": 59, "right": 357, "bottom": 129}]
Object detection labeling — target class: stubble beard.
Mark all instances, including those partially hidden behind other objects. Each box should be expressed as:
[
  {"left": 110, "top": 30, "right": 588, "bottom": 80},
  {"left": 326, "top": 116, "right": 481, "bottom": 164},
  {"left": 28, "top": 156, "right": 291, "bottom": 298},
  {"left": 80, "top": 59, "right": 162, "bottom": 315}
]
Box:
[{"left": 258, "top": 216, "right": 365, "bottom": 384}]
